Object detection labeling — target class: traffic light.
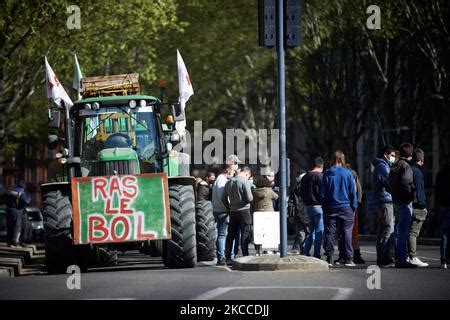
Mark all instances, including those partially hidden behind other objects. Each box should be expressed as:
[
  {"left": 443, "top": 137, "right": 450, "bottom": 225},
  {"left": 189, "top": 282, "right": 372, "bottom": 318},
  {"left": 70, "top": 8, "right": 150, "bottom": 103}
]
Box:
[
  {"left": 285, "top": 0, "right": 301, "bottom": 47},
  {"left": 258, "top": 0, "right": 301, "bottom": 48},
  {"left": 258, "top": 0, "right": 276, "bottom": 47}
]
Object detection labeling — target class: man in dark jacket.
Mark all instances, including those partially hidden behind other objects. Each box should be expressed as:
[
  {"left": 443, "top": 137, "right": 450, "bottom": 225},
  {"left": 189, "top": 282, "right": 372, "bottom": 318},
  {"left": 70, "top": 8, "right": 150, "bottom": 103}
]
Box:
[
  {"left": 372, "top": 145, "right": 396, "bottom": 266},
  {"left": 435, "top": 155, "right": 450, "bottom": 269},
  {"left": 320, "top": 151, "right": 357, "bottom": 267},
  {"left": 288, "top": 172, "right": 309, "bottom": 254},
  {"left": 408, "top": 149, "right": 429, "bottom": 267},
  {"left": 300, "top": 157, "right": 324, "bottom": 259},
  {"left": 389, "top": 143, "right": 417, "bottom": 268},
  {"left": 222, "top": 166, "right": 253, "bottom": 260},
  {"left": 6, "top": 180, "right": 30, "bottom": 248}
]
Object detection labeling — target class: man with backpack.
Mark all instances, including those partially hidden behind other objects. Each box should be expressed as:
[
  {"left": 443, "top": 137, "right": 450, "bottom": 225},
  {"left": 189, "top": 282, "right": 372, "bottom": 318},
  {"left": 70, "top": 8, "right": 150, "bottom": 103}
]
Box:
[
  {"left": 389, "top": 143, "right": 417, "bottom": 268},
  {"left": 288, "top": 171, "right": 309, "bottom": 254}
]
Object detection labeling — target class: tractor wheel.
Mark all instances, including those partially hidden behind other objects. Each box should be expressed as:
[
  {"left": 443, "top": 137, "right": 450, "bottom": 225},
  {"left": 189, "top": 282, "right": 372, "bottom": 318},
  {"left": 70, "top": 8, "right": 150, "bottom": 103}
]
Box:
[
  {"left": 163, "top": 184, "right": 197, "bottom": 268},
  {"left": 195, "top": 200, "right": 216, "bottom": 261},
  {"left": 42, "top": 189, "right": 76, "bottom": 274},
  {"left": 150, "top": 240, "right": 163, "bottom": 257}
]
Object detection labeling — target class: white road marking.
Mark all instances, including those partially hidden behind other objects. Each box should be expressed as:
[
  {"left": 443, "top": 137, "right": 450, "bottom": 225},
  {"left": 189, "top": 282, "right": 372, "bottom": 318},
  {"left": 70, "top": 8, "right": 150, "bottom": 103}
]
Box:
[
  {"left": 85, "top": 298, "right": 137, "bottom": 300},
  {"left": 214, "top": 266, "right": 235, "bottom": 272},
  {"left": 360, "top": 250, "right": 441, "bottom": 262},
  {"left": 191, "top": 286, "right": 354, "bottom": 300}
]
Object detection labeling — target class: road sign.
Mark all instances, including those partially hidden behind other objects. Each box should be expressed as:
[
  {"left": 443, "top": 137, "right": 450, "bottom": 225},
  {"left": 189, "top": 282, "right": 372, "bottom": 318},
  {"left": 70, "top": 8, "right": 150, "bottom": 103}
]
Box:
[
  {"left": 254, "top": 211, "right": 280, "bottom": 249},
  {"left": 71, "top": 173, "right": 171, "bottom": 244}
]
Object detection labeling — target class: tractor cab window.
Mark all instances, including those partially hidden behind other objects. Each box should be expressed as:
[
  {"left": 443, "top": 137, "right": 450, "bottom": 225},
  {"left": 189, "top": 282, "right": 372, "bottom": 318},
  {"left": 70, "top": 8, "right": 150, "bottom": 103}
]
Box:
[{"left": 80, "top": 107, "right": 158, "bottom": 162}]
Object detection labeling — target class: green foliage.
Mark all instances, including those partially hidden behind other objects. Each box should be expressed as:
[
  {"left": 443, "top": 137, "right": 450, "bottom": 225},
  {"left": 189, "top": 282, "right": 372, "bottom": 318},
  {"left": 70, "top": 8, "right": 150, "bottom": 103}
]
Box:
[
  {"left": 1, "top": 0, "right": 449, "bottom": 168},
  {"left": 0, "top": 0, "right": 180, "bottom": 155}
]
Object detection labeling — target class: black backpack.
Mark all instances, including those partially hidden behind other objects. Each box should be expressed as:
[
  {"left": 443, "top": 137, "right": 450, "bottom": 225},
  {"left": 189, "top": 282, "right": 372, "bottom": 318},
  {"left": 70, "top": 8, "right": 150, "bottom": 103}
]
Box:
[{"left": 388, "top": 162, "right": 402, "bottom": 196}]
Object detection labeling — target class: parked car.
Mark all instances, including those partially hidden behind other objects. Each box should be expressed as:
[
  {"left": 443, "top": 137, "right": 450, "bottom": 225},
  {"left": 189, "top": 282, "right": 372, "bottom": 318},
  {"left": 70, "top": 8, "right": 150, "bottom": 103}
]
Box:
[{"left": 25, "top": 207, "right": 44, "bottom": 242}]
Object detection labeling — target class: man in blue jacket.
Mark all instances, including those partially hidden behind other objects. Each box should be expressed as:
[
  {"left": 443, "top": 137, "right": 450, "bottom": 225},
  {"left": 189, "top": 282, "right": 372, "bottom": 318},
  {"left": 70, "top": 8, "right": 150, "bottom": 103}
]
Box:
[
  {"left": 6, "top": 180, "right": 30, "bottom": 248},
  {"left": 371, "top": 145, "right": 396, "bottom": 266},
  {"left": 321, "top": 151, "right": 357, "bottom": 267}
]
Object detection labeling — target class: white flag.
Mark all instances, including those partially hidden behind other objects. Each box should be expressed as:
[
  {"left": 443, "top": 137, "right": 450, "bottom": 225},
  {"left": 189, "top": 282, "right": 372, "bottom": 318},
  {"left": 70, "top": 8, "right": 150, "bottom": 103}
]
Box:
[
  {"left": 72, "top": 54, "right": 83, "bottom": 95},
  {"left": 176, "top": 50, "right": 193, "bottom": 133},
  {"left": 45, "top": 57, "right": 73, "bottom": 108}
]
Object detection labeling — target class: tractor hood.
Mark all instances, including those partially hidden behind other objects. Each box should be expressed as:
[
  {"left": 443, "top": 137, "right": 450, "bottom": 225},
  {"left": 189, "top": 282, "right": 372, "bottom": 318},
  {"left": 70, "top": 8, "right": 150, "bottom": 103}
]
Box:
[{"left": 98, "top": 147, "right": 138, "bottom": 162}]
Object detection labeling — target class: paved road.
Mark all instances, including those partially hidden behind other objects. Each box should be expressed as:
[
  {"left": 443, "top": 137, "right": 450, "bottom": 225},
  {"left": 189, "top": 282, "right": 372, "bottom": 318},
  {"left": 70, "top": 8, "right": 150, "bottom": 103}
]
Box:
[{"left": 0, "top": 242, "right": 449, "bottom": 300}]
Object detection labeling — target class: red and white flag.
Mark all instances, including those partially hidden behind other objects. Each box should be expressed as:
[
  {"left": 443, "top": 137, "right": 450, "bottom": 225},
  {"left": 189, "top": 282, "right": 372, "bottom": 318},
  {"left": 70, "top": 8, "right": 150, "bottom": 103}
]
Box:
[
  {"left": 45, "top": 57, "right": 73, "bottom": 108},
  {"left": 176, "top": 50, "right": 193, "bottom": 134}
]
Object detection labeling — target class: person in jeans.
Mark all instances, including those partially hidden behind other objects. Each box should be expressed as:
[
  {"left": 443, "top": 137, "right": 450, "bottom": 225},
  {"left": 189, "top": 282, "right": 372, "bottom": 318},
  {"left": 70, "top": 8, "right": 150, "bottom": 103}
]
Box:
[
  {"left": 300, "top": 157, "right": 324, "bottom": 259},
  {"left": 320, "top": 151, "right": 357, "bottom": 267},
  {"left": 211, "top": 162, "right": 236, "bottom": 265},
  {"left": 336, "top": 166, "right": 365, "bottom": 264},
  {"left": 372, "top": 145, "right": 396, "bottom": 267},
  {"left": 408, "top": 148, "right": 429, "bottom": 267},
  {"left": 389, "top": 142, "right": 417, "bottom": 268},
  {"left": 435, "top": 156, "right": 450, "bottom": 269},
  {"left": 222, "top": 166, "right": 253, "bottom": 263}
]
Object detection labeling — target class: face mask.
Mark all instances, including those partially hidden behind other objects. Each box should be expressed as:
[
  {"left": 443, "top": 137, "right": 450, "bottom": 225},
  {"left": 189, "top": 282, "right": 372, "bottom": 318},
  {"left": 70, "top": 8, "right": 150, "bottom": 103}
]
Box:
[
  {"left": 388, "top": 156, "right": 396, "bottom": 165},
  {"left": 233, "top": 164, "right": 239, "bottom": 171}
]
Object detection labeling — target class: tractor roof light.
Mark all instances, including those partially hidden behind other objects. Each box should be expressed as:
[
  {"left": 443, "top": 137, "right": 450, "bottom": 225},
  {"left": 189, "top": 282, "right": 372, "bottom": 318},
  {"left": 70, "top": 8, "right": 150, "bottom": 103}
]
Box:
[
  {"left": 129, "top": 100, "right": 137, "bottom": 108},
  {"left": 139, "top": 100, "right": 146, "bottom": 108},
  {"left": 165, "top": 114, "right": 174, "bottom": 125},
  {"left": 92, "top": 102, "right": 100, "bottom": 110},
  {"left": 84, "top": 103, "right": 92, "bottom": 110},
  {"left": 62, "top": 148, "right": 70, "bottom": 157}
]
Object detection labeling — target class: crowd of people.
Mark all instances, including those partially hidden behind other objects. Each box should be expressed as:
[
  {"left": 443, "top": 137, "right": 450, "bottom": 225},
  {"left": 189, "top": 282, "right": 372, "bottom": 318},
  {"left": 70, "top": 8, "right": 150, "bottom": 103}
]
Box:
[{"left": 200, "top": 145, "right": 450, "bottom": 270}]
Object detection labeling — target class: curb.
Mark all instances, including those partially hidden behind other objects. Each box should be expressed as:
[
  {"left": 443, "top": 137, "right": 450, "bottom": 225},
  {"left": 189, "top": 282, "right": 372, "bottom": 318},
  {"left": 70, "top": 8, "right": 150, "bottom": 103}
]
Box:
[
  {"left": 358, "top": 235, "right": 440, "bottom": 246},
  {"left": 233, "top": 255, "right": 329, "bottom": 272}
]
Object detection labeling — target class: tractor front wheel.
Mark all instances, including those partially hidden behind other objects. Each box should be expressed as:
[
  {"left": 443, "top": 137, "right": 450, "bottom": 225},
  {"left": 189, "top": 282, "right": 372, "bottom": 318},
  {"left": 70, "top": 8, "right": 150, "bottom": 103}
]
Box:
[
  {"left": 163, "top": 184, "right": 197, "bottom": 268},
  {"left": 42, "top": 189, "right": 76, "bottom": 274}
]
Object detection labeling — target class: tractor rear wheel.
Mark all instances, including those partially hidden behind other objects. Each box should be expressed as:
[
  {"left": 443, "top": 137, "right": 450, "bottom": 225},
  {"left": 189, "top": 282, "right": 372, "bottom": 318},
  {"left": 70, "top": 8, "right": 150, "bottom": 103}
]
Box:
[
  {"left": 42, "top": 189, "right": 76, "bottom": 274},
  {"left": 163, "top": 184, "right": 197, "bottom": 268},
  {"left": 195, "top": 200, "right": 216, "bottom": 261}
]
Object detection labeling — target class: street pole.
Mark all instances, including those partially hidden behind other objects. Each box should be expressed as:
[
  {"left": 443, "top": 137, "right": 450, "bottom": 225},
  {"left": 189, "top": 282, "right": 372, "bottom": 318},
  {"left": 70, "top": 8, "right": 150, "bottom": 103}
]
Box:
[{"left": 277, "top": 0, "right": 287, "bottom": 258}]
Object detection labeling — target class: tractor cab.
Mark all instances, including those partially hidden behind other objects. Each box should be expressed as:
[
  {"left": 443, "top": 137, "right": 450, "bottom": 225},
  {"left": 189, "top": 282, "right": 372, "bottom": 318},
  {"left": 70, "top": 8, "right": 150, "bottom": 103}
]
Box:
[{"left": 73, "top": 95, "right": 161, "bottom": 177}]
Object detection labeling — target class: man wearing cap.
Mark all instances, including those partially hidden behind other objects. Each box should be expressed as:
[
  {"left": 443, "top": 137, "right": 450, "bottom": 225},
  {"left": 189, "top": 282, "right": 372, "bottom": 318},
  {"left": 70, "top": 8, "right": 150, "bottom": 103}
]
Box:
[
  {"left": 408, "top": 148, "right": 429, "bottom": 267},
  {"left": 211, "top": 155, "right": 240, "bottom": 265}
]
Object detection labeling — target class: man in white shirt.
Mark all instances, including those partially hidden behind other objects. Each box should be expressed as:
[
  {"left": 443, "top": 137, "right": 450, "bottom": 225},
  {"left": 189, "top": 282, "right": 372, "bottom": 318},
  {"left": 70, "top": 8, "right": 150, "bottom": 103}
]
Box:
[{"left": 211, "top": 157, "right": 238, "bottom": 265}]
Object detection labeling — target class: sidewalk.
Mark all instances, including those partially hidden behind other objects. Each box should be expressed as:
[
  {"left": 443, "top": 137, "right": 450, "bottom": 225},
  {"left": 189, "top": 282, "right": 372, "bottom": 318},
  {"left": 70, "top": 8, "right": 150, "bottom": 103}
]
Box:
[{"left": 232, "top": 234, "right": 441, "bottom": 272}]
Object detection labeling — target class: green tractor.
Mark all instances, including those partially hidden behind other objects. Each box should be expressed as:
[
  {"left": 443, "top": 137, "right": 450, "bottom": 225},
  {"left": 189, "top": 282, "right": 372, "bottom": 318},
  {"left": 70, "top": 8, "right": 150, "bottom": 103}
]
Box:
[{"left": 42, "top": 74, "right": 215, "bottom": 273}]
